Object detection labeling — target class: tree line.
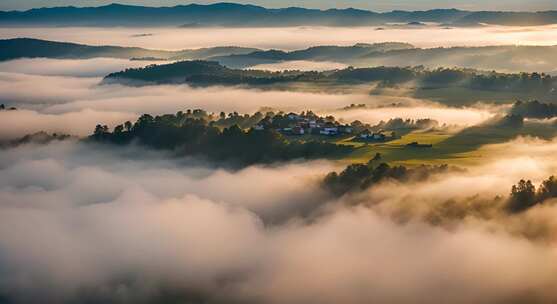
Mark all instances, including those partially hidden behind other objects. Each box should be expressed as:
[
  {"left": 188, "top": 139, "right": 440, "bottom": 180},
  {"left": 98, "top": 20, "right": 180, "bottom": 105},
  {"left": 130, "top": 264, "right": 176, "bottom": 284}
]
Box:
[
  {"left": 105, "top": 60, "right": 557, "bottom": 94},
  {"left": 89, "top": 111, "right": 352, "bottom": 167},
  {"left": 322, "top": 155, "right": 451, "bottom": 196}
]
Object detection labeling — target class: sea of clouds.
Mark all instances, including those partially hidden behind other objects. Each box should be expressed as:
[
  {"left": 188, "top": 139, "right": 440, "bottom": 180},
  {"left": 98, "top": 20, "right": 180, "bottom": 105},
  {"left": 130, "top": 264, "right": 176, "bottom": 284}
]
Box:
[
  {"left": 1, "top": 136, "right": 557, "bottom": 303},
  {"left": 1, "top": 25, "right": 556, "bottom": 303}
]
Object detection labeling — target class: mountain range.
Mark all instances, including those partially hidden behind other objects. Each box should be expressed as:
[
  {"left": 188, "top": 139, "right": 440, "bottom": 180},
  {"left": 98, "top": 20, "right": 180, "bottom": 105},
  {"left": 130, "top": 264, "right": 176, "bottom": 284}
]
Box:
[
  {"left": 0, "top": 38, "right": 259, "bottom": 61},
  {"left": 1, "top": 3, "right": 557, "bottom": 27},
  {"left": 4, "top": 38, "right": 557, "bottom": 74}
]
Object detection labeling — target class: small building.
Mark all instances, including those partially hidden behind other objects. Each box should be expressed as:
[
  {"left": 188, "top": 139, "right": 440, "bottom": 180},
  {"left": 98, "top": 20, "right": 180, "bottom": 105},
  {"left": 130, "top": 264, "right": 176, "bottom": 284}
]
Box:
[
  {"left": 359, "top": 130, "right": 372, "bottom": 139},
  {"left": 359, "top": 130, "right": 386, "bottom": 141},
  {"left": 292, "top": 126, "right": 305, "bottom": 135},
  {"left": 254, "top": 124, "right": 265, "bottom": 131},
  {"left": 320, "top": 127, "right": 338, "bottom": 136},
  {"left": 372, "top": 133, "right": 386, "bottom": 141}
]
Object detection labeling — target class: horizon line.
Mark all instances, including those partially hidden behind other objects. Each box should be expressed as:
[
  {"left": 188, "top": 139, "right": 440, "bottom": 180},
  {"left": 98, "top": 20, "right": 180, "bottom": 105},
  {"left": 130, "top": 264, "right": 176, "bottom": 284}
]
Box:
[{"left": 3, "top": 2, "right": 557, "bottom": 14}]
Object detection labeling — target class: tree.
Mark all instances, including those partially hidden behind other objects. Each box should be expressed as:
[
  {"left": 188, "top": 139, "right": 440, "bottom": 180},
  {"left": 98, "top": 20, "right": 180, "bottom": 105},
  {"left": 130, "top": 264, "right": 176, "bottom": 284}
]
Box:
[
  {"left": 508, "top": 179, "right": 537, "bottom": 213},
  {"left": 114, "top": 124, "right": 124, "bottom": 134},
  {"left": 124, "top": 121, "right": 133, "bottom": 131},
  {"left": 93, "top": 124, "right": 109, "bottom": 138},
  {"left": 537, "top": 176, "right": 557, "bottom": 202}
]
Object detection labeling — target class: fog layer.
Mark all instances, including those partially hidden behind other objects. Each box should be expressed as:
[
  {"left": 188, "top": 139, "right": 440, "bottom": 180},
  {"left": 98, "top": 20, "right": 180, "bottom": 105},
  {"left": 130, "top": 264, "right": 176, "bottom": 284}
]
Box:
[
  {"left": 2, "top": 25, "right": 557, "bottom": 50},
  {"left": 0, "top": 69, "right": 497, "bottom": 139},
  {"left": 2, "top": 138, "right": 557, "bottom": 303}
]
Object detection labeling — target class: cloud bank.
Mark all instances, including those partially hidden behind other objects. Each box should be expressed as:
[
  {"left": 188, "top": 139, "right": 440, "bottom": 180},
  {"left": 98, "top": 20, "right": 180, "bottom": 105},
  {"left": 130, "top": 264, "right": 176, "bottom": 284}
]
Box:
[
  {"left": 0, "top": 68, "right": 497, "bottom": 139},
  {"left": 2, "top": 25, "right": 557, "bottom": 50},
  {"left": 1, "top": 138, "right": 557, "bottom": 303}
]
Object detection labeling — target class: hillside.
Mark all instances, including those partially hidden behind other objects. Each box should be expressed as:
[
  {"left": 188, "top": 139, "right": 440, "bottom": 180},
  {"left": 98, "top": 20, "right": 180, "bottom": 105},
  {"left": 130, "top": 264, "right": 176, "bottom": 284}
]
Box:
[
  {"left": 0, "top": 38, "right": 260, "bottom": 61},
  {"left": 215, "top": 44, "right": 557, "bottom": 74},
  {"left": 103, "top": 60, "right": 557, "bottom": 98}
]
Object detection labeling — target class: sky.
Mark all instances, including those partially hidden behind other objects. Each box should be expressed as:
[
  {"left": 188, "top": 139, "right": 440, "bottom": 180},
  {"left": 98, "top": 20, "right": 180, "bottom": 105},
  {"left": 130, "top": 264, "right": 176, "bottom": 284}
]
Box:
[{"left": 1, "top": 0, "right": 556, "bottom": 12}]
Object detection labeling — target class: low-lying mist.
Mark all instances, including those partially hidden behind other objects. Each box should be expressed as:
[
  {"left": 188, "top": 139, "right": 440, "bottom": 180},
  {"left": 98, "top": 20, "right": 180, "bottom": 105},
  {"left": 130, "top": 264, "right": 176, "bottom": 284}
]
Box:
[
  {"left": 328, "top": 104, "right": 498, "bottom": 127},
  {"left": 2, "top": 25, "right": 557, "bottom": 50},
  {"left": 250, "top": 60, "right": 348, "bottom": 72},
  {"left": 2, "top": 136, "right": 557, "bottom": 303},
  {"left": 4, "top": 18, "right": 557, "bottom": 304},
  {"left": 0, "top": 58, "right": 163, "bottom": 78},
  {"left": 0, "top": 69, "right": 500, "bottom": 139}
]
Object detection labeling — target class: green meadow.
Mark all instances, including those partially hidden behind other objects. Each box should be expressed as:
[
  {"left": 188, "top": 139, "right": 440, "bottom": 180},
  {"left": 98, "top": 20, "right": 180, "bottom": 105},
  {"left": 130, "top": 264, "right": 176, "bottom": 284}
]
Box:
[{"left": 336, "top": 121, "right": 557, "bottom": 167}]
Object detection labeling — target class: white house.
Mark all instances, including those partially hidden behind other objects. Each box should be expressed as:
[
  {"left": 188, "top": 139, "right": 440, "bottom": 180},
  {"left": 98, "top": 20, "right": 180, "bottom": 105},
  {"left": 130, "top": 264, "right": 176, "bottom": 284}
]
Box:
[{"left": 320, "top": 127, "right": 338, "bottom": 136}]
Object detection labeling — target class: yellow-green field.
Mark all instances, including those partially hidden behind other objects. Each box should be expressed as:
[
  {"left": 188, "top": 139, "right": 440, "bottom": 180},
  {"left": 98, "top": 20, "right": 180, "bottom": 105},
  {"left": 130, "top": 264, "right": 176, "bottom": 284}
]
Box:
[
  {"left": 336, "top": 121, "right": 557, "bottom": 167},
  {"left": 338, "top": 130, "right": 482, "bottom": 166}
]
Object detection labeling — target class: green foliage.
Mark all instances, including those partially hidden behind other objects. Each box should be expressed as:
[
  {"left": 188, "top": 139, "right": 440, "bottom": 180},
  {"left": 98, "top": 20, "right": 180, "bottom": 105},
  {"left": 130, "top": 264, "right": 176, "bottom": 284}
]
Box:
[
  {"left": 89, "top": 111, "right": 352, "bottom": 167},
  {"left": 510, "top": 100, "right": 557, "bottom": 119},
  {"left": 105, "top": 60, "right": 557, "bottom": 95},
  {"left": 323, "top": 161, "right": 450, "bottom": 196},
  {"left": 507, "top": 176, "right": 557, "bottom": 213}
]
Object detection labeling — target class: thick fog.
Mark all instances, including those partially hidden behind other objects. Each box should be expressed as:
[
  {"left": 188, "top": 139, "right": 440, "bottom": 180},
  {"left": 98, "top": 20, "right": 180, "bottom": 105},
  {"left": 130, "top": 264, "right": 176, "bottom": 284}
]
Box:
[
  {"left": 2, "top": 136, "right": 557, "bottom": 303},
  {"left": 1, "top": 23, "right": 557, "bottom": 304},
  {"left": 2, "top": 25, "right": 557, "bottom": 50},
  {"left": 0, "top": 64, "right": 498, "bottom": 139},
  {"left": 250, "top": 60, "right": 348, "bottom": 72},
  {"left": 0, "top": 58, "right": 162, "bottom": 78}
]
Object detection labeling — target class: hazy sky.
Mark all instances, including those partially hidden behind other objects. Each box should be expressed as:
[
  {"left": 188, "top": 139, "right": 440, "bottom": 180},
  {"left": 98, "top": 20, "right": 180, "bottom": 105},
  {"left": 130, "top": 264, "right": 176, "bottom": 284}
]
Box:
[{"left": 1, "top": 0, "right": 556, "bottom": 12}]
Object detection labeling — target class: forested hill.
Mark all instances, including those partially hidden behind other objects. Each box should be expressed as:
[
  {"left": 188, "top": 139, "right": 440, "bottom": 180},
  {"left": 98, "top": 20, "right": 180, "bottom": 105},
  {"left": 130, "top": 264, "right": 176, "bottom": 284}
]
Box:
[
  {"left": 215, "top": 42, "right": 414, "bottom": 68},
  {"left": 89, "top": 111, "right": 352, "bottom": 167},
  {"left": 5, "top": 38, "right": 557, "bottom": 75},
  {"left": 104, "top": 60, "right": 557, "bottom": 95},
  {"left": 215, "top": 44, "right": 557, "bottom": 74},
  {"left": 0, "top": 38, "right": 259, "bottom": 62},
  {"left": 2, "top": 3, "right": 557, "bottom": 27}
]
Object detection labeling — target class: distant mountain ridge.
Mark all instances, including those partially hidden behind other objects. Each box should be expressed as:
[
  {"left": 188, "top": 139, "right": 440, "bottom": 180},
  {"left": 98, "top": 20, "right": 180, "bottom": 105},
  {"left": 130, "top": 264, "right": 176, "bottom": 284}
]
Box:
[
  {"left": 4, "top": 38, "right": 557, "bottom": 74},
  {"left": 1, "top": 3, "right": 557, "bottom": 26},
  {"left": 215, "top": 44, "right": 557, "bottom": 74},
  {"left": 0, "top": 38, "right": 259, "bottom": 61}
]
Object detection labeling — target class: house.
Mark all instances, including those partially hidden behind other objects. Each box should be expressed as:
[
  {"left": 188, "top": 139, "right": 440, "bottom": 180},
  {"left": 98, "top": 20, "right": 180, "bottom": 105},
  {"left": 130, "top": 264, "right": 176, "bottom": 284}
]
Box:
[
  {"left": 292, "top": 126, "right": 305, "bottom": 135},
  {"left": 359, "top": 130, "right": 372, "bottom": 139},
  {"left": 359, "top": 130, "right": 386, "bottom": 141},
  {"left": 372, "top": 133, "right": 386, "bottom": 141},
  {"left": 320, "top": 127, "right": 338, "bottom": 136},
  {"left": 254, "top": 124, "right": 265, "bottom": 131}
]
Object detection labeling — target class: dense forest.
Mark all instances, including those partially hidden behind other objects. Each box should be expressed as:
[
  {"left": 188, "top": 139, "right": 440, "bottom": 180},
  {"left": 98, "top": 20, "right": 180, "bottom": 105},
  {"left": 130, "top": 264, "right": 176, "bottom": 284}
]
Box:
[
  {"left": 89, "top": 111, "right": 352, "bottom": 166},
  {"left": 322, "top": 159, "right": 451, "bottom": 196},
  {"left": 104, "top": 60, "right": 557, "bottom": 94},
  {"left": 510, "top": 100, "right": 557, "bottom": 119},
  {"left": 216, "top": 44, "right": 557, "bottom": 73}
]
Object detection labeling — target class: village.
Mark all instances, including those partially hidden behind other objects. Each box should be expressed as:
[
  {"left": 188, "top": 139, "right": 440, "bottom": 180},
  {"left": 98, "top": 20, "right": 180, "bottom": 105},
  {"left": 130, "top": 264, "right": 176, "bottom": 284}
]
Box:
[{"left": 252, "top": 111, "right": 400, "bottom": 143}]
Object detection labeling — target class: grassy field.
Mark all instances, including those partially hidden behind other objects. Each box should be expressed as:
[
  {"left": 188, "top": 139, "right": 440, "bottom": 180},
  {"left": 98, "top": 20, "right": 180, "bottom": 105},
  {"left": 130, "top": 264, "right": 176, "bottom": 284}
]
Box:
[
  {"left": 336, "top": 121, "right": 557, "bottom": 167},
  {"left": 339, "top": 130, "right": 470, "bottom": 166}
]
